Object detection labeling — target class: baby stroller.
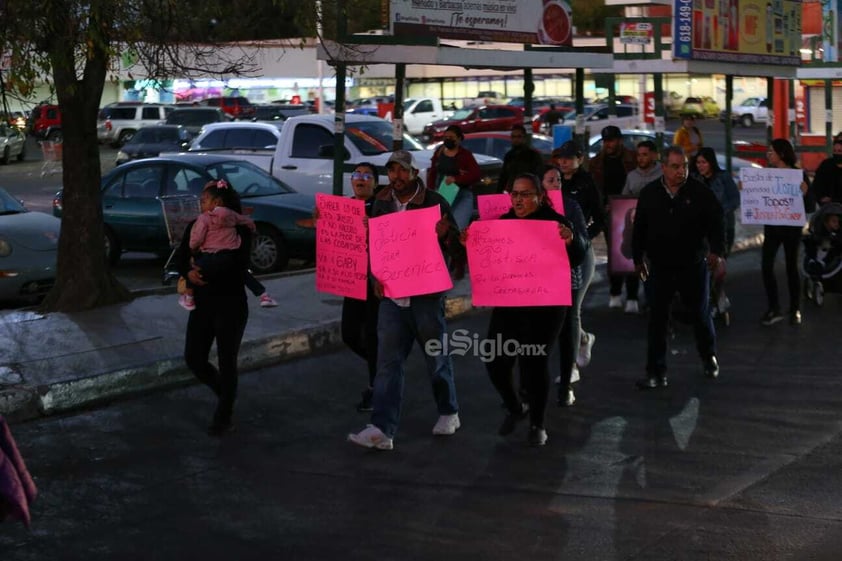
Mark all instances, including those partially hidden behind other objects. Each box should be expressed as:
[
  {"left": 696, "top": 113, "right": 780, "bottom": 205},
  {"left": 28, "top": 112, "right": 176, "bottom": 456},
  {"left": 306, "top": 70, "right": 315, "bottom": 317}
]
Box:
[{"left": 802, "top": 202, "right": 842, "bottom": 306}]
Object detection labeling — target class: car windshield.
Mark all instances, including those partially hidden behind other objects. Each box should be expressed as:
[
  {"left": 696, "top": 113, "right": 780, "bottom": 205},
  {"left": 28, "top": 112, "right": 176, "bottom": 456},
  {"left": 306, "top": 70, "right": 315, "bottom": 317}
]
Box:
[
  {"left": 0, "top": 187, "right": 26, "bottom": 215},
  {"left": 450, "top": 108, "right": 474, "bottom": 120},
  {"left": 129, "top": 127, "right": 181, "bottom": 144},
  {"left": 204, "top": 160, "right": 294, "bottom": 197},
  {"left": 344, "top": 120, "right": 424, "bottom": 155}
]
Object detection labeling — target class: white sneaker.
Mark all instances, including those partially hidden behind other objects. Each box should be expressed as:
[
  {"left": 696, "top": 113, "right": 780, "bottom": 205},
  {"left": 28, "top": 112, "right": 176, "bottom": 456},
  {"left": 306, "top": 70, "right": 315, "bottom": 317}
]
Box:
[
  {"left": 347, "top": 424, "right": 393, "bottom": 450},
  {"left": 259, "top": 293, "right": 278, "bottom": 307},
  {"left": 571, "top": 364, "right": 580, "bottom": 383},
  {"left": 609, "top": 295, "right": 623, "bottom": 309},
  {"left": 577, "top": 332, "right": 596, "bottom": 368},
  {"left": 624, "top": 300, "right": 639, "bottom": 314},
  {"left": 432, "top": 413, "right": 460, "bottom": 436}
]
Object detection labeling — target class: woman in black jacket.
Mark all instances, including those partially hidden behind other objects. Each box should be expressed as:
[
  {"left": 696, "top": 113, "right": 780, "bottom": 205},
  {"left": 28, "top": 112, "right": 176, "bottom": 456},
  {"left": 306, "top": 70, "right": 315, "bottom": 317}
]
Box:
[
  {"left": 478, "top": 173, "right": 587, "bottom": 446},
  {"left": 177, "top": 180, "right": 251, "bottom": 436}
]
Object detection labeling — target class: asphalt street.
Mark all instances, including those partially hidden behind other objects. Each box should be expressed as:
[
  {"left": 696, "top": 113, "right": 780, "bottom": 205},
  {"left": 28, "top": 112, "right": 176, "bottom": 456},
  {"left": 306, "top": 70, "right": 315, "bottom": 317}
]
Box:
[{"left": 2, "top": 248, "right": 842, "bottom": 560}]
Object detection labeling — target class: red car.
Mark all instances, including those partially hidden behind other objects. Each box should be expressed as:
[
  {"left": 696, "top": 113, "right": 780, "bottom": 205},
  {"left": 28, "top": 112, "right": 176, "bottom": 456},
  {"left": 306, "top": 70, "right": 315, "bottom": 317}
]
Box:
[
  {"left": 421, "top": 105, "right": 524, "bottom": 143},
  {"left": 200, "top": 96, "right": 256, "bottom": 119}
]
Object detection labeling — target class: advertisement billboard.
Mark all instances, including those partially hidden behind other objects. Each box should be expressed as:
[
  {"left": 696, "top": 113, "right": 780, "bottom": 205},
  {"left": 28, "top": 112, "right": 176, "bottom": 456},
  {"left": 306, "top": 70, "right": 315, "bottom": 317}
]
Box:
[
  {"left": 673, "top": 0, "right": 801, "bottom": 65},
  {"left": 389, "top": 0, "right": 573, "bottom": 46}
]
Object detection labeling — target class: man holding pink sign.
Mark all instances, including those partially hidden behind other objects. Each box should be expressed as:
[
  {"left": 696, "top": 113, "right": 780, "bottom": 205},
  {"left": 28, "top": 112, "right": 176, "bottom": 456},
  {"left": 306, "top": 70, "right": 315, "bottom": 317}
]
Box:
[{"left": 348, "top": 150, "right": 465, "bottom": 451}]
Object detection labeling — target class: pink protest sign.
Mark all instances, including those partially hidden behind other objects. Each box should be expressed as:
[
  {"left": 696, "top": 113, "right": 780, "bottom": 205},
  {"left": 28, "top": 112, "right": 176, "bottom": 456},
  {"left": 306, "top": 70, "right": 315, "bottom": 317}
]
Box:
[
  {"left": 467, "top": 219, "right": 571, "bottom": 307},
  {"left": 315, "top": 194, "right": 369, "bottom": 300},
  {"left": 477, "top": 194, "right": 512, "bottom": 220},
  {"left": 369, "top": 205, "right": 453, "bottom": 298},
  {"left": 547, "top": 189, "right": 564, "bottom": 214},
  {"left": 608, "top": 196, "right": 637, "bottom": 275}
]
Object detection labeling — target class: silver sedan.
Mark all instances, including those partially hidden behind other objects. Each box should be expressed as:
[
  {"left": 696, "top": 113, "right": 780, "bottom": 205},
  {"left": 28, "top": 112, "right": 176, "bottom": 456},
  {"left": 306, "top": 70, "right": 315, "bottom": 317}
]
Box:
[{"left": 0, "top": 123, "right": 26, "bottom": 164}]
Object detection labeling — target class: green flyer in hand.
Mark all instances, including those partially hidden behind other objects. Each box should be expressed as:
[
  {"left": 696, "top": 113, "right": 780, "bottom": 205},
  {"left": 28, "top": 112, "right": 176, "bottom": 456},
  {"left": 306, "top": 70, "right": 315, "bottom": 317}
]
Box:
[{"left": 438, "top": 179, "right": 459, "bottom": 205}]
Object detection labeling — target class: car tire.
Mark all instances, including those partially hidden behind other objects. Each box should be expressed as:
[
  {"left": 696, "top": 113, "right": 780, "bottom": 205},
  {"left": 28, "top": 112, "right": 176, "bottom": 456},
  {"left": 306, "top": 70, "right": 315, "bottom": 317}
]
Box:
[
  {"left": 740, "top": 115, "right": 754, "bottom": 128},
  {"left": 104, "top": 227, "right": 122, "bottom": 266},
  {"left": 16, "top": 143, "right": 25, "bottom": 161},
  {"left": 250, "top": 224, "right": 288, "bottom": 274},
  {"left": 116, "top": 129, "right": 135, "bottom": 147},
  {"left": 1, "top": 147, "right": 9, "bottom": 165}
]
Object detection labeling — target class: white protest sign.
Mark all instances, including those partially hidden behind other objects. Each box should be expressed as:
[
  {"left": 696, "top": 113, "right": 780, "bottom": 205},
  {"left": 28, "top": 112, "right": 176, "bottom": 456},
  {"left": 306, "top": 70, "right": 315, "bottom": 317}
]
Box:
[{"left": 739, "top": 168, "right": 806, "bottom": 227}]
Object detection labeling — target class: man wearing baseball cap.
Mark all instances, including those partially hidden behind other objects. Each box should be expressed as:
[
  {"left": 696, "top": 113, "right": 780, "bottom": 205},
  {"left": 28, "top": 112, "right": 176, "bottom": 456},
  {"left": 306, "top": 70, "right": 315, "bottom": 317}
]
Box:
[
  {"left": 589, "top": 125, "right": 637, "bottom": 310},
  {"left": 348, "top": 149, "right": 465, "bottom": 451}
]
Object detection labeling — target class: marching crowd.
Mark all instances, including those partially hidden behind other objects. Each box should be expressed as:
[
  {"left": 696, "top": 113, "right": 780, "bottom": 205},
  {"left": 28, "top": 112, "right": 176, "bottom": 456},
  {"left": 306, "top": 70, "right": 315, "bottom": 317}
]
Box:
[{"left": 174, "top": 122, "right": 842, "bottom": 450}]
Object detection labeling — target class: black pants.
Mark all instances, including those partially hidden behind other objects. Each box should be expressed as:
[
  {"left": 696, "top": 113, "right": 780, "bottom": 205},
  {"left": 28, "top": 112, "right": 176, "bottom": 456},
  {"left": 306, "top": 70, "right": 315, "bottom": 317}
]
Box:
[
  {"left": 645, "top": 260, "right": 715, "bottom": 376},
  {"left": 609, "top": 274, "right": 640, "bottom": 300},
  {"left": 762, "top": 225, "right": 802, "bottom": 313},
  {"left": 341, "top": 291, "right": 380, "bottom": 387},
  {"left": 487, "top": 306, "right": 566, "bottom": 429},
  {"left": 184, "top": 298, "right": 248, "bottom": 424}
]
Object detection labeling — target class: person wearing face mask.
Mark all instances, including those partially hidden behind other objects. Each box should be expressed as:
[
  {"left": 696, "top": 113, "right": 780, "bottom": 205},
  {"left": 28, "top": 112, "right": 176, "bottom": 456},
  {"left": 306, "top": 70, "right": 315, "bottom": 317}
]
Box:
[
  {"left": 464, "top": 173, "right": 586, "bottom": 446},
  {"left": 428, "top": 125, "right": 481, "bottom": 230},
  {"left": 811, "top": 138, "right": 842, "bottom": 206}
]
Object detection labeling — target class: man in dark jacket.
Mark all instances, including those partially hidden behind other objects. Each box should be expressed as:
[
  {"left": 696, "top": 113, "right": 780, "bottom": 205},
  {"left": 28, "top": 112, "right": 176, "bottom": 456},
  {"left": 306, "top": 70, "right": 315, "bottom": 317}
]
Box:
[
  {"left": 631, "top": 146, "right": 725, "bottom": 390},
  {"left": 589, "top": 125, "right": 637, "bottom": 309},
  {"left": 498, "top": 124, "right": 545, "bottom": 192},
  {"left": 348, "top": 150, "right": 464, "bottom": 451},
  {"left": 812, "top": 138, "right": 842, "bottom": 205}
]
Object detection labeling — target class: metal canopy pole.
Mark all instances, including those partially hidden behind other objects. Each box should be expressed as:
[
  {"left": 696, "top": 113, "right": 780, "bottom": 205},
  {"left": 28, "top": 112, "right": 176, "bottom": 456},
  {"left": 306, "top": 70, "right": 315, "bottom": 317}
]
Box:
[
  {"left": 575, "top": 67, "right": 585, "bottom": 154},
  {"left": 725, "top": 75, "right": 733, "bottom": 177},
  {"left": 332, "top": 0, "right": 347, "bottom": 197},
  {"left": 393, "top": 63, "right": 405, "bottom": 151},
  {"left": 653, "top": 72, "right": 664, "bottom": 150}
]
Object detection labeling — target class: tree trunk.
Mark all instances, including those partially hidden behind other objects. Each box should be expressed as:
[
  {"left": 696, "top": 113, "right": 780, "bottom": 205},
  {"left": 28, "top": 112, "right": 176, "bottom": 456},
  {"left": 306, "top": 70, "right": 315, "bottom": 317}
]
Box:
[{"left": 39, "top": 39, "right": 131, "bottom": 313}]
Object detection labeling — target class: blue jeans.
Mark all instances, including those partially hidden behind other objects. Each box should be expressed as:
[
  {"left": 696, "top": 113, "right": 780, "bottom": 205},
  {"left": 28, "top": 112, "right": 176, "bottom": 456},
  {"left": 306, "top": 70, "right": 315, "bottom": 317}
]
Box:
[
  {"left": 450, "top": 188, "right": 475, "bottom": 231},
  {"left": 371, "top": 296, "right": 459, "bottom": 439}
]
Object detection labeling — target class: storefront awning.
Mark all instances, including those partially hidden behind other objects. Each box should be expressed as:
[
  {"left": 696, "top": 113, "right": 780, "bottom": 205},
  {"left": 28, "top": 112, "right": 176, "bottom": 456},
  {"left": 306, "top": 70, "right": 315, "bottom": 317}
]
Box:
[{"left": 317, "top": 39, "right": 613, "bottom": 71}]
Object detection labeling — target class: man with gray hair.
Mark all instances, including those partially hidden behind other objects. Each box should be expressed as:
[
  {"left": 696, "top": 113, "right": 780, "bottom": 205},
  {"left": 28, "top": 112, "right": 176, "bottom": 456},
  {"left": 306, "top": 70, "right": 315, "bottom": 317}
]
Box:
[{"left": 631, "top": 146, "right": 725, "bottom": 390}]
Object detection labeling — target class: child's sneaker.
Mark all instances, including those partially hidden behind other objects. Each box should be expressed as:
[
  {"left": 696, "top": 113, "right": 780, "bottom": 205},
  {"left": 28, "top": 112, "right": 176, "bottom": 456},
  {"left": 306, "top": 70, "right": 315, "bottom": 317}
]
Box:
[
  {"left": 178, "top": 294, "right": 195, "bottom": 311},
  {"left": 259, "top": 293, "right": 278, "bottom": 307}
]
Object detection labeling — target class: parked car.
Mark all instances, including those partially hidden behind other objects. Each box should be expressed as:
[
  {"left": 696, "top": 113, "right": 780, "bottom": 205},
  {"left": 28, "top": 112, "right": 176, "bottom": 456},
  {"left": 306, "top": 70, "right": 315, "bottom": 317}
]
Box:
[
  {"left": 114, "top": 125, "right": 192, "bottom": 166},
  {"left": 593, "top": 95, "right": 639, "bottom": 105},
  {"left": 26, "top": 103, "right": 62, "bottom": 141},
  {"left": 253, "top": 104, "right": 309, "bottom": 121},
  {"left": 421, "top": 104, "right": 524, "bottom": 143},
  {"left": 680, "top": 96, "right": 720, "bottom": 119},
  {"left": 51, "top": 155, "right": 316, "bottom": 273},
  {"left": 0, "top": 123, "right": 27, "bottom": 164},
  {"left": 563, "top": 104, "right": 641, "bottom": 132},
  {"left": 188, "top": 121, "right": 282, "bottom": 151},
  {"left": 430, "top": 131, "right": 554, "bottom": 165},
  {"left": 164, "top": 107, "right": 230, "bottom": 136},
  {"left": 97, "top": 102, "right": 174, "bottom": 147},
  {"left": 2, "top": 111, "right": 27, "bottom": 131},
  {"left": 720, "top": 96, "right": 769, "bottom": 128},
  {"left": 0, "top": 186, "right": 60, "bottom": 303},
  {"left": 587, "top": 129, "right": 764, "bottom": 178},
  {"left": 200, "top": 96, "right": 256, "bottom": 120}
]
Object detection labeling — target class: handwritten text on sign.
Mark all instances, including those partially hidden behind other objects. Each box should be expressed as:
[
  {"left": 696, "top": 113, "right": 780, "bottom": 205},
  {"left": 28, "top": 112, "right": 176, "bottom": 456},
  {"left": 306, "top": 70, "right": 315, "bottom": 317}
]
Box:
[
  {"left": 315, "top": 194, "right": 368, "bottom": 300},
  {"left": 739, "top": 168, "right": 806, "bottom": 226},
  {"left": 467, "top": 220, "right": 571, "bottom": 307},
  {"left": 369, "top": 205, "right": 453, "bottom": 298}
]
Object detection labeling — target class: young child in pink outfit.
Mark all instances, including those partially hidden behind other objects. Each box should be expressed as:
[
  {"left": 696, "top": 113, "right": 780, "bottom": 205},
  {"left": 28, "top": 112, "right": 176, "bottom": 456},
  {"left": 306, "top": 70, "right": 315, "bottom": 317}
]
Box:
[{"left": 179, "top": 179, "right": 268, "bottom": 310}]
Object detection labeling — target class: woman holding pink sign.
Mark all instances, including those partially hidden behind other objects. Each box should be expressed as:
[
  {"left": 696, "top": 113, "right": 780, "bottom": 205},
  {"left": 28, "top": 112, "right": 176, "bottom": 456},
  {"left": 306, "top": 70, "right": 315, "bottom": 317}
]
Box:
[{"left": 476, "top": 172, "right": 587, "bottom": 447}]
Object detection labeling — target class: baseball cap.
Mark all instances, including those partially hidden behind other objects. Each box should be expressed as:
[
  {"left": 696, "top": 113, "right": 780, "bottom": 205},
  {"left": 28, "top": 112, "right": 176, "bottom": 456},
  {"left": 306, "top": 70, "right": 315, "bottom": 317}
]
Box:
[
  {"left": 386, "top": 150, "right": 414, "bottom": 170},
  {"left": 551, "top": 140, "right": 581, "bottom": 159},
  {"left": 601, "top": 126, "right": 623, "bottom": 140}
]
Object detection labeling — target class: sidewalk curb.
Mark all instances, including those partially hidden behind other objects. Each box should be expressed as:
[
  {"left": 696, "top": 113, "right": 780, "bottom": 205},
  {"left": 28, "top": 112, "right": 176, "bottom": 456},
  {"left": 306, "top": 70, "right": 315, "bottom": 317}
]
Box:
[{"left": 1, "top": 295, "right": 476, "bottom": 423}]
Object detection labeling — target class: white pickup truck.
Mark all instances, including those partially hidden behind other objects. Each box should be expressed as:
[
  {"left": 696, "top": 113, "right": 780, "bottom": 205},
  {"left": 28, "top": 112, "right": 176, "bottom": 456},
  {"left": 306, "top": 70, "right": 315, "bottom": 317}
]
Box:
[
  {"left": 402, "top": 97, "right": 454, "bottom": 136},
  {"left": 179, "top": 114, "right": 501, "bottom": 198}
]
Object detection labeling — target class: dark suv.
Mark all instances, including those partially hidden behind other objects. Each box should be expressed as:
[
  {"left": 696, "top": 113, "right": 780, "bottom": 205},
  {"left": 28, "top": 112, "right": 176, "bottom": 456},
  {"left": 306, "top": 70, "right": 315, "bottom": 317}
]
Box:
[
  {"left": 421, "top": 105, "right": 524, "bottom": 143},
  {"left": 200, "top": 96, "right": 256, "bottom": 119}
]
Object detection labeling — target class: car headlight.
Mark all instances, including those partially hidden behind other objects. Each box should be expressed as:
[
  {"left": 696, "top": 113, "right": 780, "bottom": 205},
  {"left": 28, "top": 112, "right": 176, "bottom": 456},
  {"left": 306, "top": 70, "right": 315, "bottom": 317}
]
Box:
[{"left": 0, "top": 239, "right": 12, "bottom": 257}]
